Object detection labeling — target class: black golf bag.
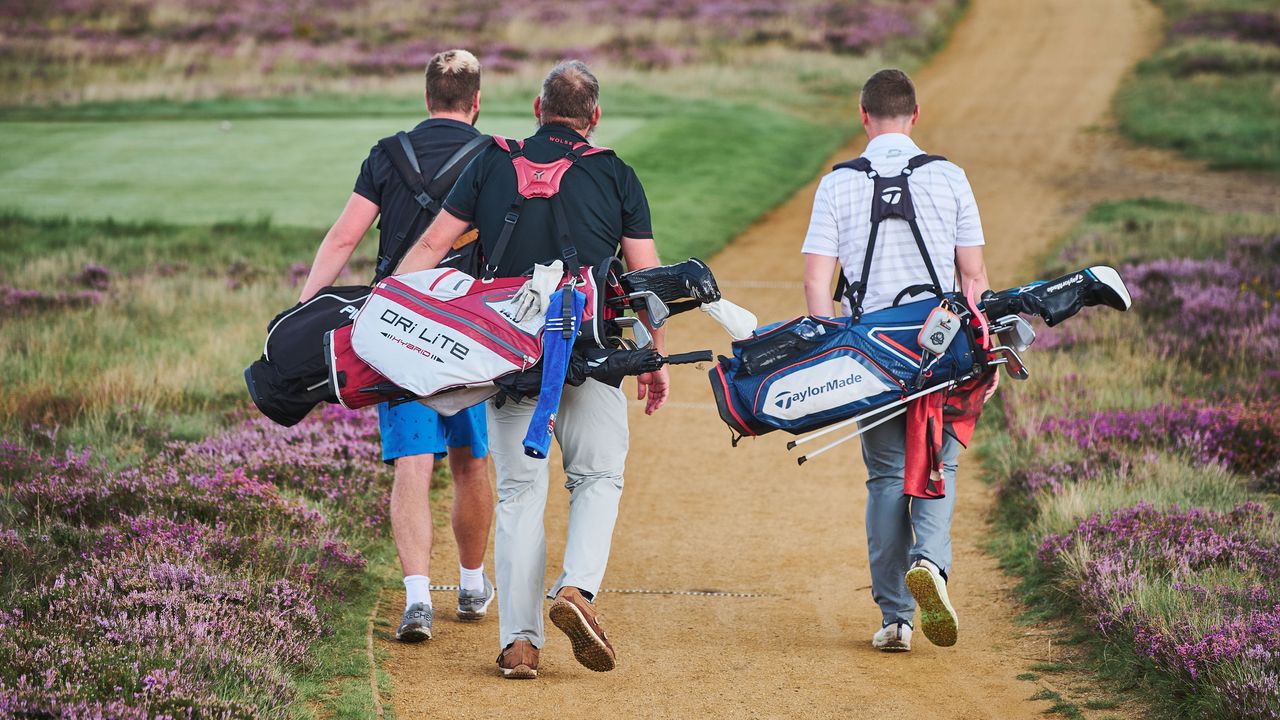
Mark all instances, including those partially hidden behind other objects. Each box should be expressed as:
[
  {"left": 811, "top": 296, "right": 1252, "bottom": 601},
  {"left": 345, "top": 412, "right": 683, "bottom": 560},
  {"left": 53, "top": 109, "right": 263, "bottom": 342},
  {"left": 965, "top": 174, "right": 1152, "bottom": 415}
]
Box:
[{"left": 244, "top": 286, "right": 369, "bottom": 426}]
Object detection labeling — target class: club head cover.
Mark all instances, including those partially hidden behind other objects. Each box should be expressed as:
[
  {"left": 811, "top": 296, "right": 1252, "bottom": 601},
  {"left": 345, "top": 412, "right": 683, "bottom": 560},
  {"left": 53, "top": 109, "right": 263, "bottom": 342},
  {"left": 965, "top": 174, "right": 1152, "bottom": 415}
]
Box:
[
  {"left": 981, "top": 266, "right": 1132, "bottom": 327},
  {"left": 620, "top": 258, "right": 721, "bottom": 304},
  {"left": 701, "top": 299, "right": 758, "bottom": 341},
  {"left": 568, "top": 346, "right": 663, "bottom": 386}
]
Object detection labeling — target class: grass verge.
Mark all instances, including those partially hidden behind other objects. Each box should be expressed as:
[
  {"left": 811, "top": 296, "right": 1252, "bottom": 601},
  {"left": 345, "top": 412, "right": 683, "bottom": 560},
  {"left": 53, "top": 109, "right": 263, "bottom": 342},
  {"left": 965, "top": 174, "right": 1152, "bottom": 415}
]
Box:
[
  {"left": 984, "top": 198, "right": 1280, "bottom": 719},
  {"left": 1114, "top": 1, "right": 1280, "bottom": 171}
]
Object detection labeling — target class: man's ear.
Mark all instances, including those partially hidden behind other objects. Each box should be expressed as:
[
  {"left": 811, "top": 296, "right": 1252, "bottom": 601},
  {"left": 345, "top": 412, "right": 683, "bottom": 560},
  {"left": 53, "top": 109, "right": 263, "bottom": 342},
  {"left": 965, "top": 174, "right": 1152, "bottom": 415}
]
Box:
[
  {"left": 590, "top": 105, "right": 602, "bottom": 128},
  {"left": 533, "top": 96, "right": 542, "bottom": 123},
  {"left": 472, "top": 90, "right": 482, "bottom": 114},
  {"left": 859, "top": 105, "right": 872, "bottom": 129},
  {"left": 424, "top": 90, "right": 433, "bottom": 115},
  {"left": 910, "top": 104, "right": 920, "bottom": 127}
]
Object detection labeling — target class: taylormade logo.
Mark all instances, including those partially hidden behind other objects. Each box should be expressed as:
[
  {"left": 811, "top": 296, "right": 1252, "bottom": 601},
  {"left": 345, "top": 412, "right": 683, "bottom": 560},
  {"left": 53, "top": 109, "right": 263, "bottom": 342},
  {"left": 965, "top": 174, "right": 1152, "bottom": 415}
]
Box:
[
  {"left": 1044, "top": 273, "right": 1085, "bottom": 294},
  {"left": 764, "top": 355, "right": 892, "bottom": 421},
  {"left": 774, "top": 371, "right": 866, "bottom": 410},
  {"left": 881, "top": 186, "right": 902, "bottom": 205}
]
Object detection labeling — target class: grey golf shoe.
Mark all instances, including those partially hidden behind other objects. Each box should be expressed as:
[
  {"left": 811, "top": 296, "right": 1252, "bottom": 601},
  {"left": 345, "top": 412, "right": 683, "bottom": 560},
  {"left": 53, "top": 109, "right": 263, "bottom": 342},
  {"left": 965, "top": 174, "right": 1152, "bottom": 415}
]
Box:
[
  {"left": 396, "top": 602, "right": 433, "bottom": 642},
  {"left": 456, "top": 576, "right": 496, "bottom": 622}
]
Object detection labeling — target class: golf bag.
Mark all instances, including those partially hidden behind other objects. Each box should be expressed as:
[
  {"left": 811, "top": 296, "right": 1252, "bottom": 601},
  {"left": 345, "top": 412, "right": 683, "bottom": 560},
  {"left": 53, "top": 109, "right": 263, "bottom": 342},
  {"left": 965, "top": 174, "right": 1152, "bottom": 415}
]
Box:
[
  {"left": 709, "top": 295, "right": 982, "bottom": 437},
  {"left": 244, "top": 285, "right": 370, "bottom": 426}
]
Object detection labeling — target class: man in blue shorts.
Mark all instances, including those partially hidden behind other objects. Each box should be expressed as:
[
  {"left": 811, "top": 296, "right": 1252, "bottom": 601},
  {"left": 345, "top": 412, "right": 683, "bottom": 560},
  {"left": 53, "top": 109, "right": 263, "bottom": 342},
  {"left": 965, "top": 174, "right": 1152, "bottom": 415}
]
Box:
[{"left": 297, "top": 49, "right": 495, "bottom": 643}]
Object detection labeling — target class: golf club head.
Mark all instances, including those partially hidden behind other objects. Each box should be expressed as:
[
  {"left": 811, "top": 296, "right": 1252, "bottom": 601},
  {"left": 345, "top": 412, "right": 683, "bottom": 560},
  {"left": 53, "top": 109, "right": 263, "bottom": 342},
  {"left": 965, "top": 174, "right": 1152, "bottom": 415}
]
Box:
[
  {"left": 994, "top": 314, "right": 1037, "bottom": 352},
  {"left": 613, "top": 316, "right": 654, "bottom": 350},
  {"left": 991, "top": 345, "right": 1030, "bottom": 380},
  {"left": 624, "top": 290, "right": 670, "bottom": 327}
]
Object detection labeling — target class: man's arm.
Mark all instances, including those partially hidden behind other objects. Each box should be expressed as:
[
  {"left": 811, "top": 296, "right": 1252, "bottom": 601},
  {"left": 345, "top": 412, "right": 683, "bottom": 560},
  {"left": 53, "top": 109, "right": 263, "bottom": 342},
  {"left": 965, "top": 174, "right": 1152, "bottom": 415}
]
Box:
[
  {"left": 954, "top": 245, "right": 990, "bottom": 298},
  {"left": 620, "top": 236, "right": 668, "bottom": 415},
  {"left": 955, "top": 244, "right": 998, "bottom": 399},
  {"left": 298, "top": 193, "right": 380, "bottom": 302},
  {"left": 803, "top": 253, "right": 839, "bottom": 317},
  {"left": 394, "top": 210, "right": 471, "bottom": 275}
]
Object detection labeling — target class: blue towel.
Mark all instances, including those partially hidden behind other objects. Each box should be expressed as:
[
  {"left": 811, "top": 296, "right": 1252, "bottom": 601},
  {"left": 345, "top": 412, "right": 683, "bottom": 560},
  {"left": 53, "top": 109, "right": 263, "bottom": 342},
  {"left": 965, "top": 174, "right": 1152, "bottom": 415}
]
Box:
[{"left": 523, "top": 288, "right": 586, "bottom": 459}]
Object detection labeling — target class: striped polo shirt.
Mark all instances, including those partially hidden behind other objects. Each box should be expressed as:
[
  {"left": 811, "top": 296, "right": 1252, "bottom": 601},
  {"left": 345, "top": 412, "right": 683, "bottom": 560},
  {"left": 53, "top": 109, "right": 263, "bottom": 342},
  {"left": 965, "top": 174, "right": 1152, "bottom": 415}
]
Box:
[{"left": 801, "top": 133, "right": 984, "bottom": 314}]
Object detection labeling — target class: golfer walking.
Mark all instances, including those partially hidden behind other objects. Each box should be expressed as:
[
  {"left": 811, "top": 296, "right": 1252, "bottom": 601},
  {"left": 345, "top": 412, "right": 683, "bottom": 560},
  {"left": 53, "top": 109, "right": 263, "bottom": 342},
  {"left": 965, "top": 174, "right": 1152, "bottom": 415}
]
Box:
[
  {"left": 801, "top": 69, "right": 993, "bottom": 651},
  {"left": 396, "top": 60, "right": 668, "bottom": 678},
  {"left": 297, "top": 49, "right": 495, "bottom": 643}
]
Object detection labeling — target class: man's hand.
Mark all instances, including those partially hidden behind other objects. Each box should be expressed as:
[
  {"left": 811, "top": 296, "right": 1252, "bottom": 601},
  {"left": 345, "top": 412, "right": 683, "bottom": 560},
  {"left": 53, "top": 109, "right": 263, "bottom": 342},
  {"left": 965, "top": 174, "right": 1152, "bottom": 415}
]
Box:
[{"left": 636, "top": 366, "right": 669, "bottom": 415}]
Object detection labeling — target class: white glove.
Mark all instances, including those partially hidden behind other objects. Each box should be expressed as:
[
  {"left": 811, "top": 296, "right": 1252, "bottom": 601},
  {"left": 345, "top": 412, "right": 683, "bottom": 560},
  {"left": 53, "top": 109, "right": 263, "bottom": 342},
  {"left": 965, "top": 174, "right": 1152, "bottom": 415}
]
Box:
[
  {"left": 701, "top": 298, "right": 757, "bottom": 341},
  {"left": 511, "top": 260, "right": 564, "bottom": 322}
]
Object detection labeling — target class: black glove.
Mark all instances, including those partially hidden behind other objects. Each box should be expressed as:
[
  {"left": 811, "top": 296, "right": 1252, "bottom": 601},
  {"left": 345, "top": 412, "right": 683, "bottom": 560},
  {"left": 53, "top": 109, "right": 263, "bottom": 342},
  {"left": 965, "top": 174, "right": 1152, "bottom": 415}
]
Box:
[{"left": 620, "top": 258, "right": 721, "bottom": 304}]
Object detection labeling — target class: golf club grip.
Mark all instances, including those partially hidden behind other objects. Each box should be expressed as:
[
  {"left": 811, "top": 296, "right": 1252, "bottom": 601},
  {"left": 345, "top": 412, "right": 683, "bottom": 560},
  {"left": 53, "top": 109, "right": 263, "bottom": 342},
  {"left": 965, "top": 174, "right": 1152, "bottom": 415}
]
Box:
[{"left": 664, "top": 350, "right": 713, "bottom": 365}]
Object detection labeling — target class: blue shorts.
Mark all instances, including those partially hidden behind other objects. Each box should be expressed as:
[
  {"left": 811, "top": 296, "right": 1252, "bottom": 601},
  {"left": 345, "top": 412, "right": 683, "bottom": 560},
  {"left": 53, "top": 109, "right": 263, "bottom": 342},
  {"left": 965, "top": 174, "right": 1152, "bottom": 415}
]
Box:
[{"left": 377, "top": 401, "right": 489, "bottom": 465}]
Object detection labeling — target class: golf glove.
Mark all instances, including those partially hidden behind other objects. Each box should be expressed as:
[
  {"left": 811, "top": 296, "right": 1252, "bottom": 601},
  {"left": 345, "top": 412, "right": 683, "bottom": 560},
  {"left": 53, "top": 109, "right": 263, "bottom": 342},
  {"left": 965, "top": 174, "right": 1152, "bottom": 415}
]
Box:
[
  {"left": 701, "top": 299, "right": 757, "bottom": 341},
  {"left": 511, "top": 260, "right": 564, "bottom": 322}
]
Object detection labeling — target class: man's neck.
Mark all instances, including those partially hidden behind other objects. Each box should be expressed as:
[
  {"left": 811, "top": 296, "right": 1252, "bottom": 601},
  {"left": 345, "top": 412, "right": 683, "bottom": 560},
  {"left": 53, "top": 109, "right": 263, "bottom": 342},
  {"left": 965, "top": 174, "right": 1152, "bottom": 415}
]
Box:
[
  {"left": 865, "top": 126, "right": 912, "bottom": 143},
  {"left": 429, "top": 111, "right": 475, "bottom": 125}
]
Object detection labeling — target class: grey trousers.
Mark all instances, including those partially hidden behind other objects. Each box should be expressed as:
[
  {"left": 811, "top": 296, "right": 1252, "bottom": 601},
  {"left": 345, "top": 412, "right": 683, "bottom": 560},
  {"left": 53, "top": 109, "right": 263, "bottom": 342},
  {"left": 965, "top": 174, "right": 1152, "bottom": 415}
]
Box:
[
  {"left": 859, "top": 413, "right": 961, "bottom": 626},
  {"left": 486, "top": 378, "right": 628, "bottom": 649}
]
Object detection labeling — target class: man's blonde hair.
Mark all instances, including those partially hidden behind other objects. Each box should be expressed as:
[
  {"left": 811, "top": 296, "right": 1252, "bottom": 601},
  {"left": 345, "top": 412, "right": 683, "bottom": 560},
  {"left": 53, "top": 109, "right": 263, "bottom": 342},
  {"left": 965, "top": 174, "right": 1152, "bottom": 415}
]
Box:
[{"left": 426, "top": 49, "right": 481, "bottom": 113}]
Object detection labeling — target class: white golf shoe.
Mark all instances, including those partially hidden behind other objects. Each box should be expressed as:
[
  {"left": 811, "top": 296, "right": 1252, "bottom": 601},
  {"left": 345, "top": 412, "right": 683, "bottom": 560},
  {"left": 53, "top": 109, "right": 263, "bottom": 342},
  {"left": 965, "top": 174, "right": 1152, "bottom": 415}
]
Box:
[{"left": 872, "top": 620, "right": 912, "bottom": 652}]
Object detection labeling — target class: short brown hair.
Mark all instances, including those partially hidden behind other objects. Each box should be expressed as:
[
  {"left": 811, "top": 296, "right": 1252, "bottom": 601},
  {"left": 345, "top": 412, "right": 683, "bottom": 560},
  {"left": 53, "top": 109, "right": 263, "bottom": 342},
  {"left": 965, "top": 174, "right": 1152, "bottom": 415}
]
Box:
[
  {"left": 860, "top": 68, "right": 916, "bottom": 119},
  {"left": 539, "top": 60, "right": 600, "bottom": 129},
  {"left": 425, "top": 49, "right": 481, "bottom": 113}
]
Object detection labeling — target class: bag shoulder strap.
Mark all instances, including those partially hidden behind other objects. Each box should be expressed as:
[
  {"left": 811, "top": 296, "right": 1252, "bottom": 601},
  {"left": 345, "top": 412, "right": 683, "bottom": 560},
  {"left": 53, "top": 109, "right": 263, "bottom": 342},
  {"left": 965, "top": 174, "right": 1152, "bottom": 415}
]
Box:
[
  {"left": 483, "top": 135, "right": 612, "bottom": 281},
  {"left": 835, "top": 153, "right": 948, "bottom": 320},
  {"left": 373, "top": 130, "right": 489, "bottom": 281}
]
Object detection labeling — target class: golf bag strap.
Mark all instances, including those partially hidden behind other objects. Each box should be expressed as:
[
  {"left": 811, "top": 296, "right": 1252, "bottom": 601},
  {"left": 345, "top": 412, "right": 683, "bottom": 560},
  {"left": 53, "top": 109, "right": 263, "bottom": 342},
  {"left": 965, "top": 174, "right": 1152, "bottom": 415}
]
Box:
[
  {"left": 483, "top": 138, "right": 529, "bottom": 280},
  {"left": 483, "top": 135, "right": 609, "bottom": 281},
  {"left": 831, "top": 154, "right": 948, "bottom": 318},
  {"left": 374, "top": 131, "right": 490, "bottom": 280}
]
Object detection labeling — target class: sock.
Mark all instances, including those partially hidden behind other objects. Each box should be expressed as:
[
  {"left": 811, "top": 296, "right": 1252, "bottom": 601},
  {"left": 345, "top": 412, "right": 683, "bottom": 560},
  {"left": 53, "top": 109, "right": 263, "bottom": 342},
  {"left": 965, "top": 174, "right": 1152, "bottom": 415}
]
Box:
[
  {"left": 460, "top": 564, "right": 485, "bottom": 593},
  {"left": 404, "top": 575, "right": 432, "bottom": 610}
]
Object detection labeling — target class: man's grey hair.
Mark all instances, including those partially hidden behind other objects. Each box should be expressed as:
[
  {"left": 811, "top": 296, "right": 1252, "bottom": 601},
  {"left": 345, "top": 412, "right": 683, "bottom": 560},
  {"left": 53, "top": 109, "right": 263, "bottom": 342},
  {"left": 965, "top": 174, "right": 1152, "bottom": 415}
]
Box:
[{"left": 539, "top": 60, "right": 600, "bottom": 130}]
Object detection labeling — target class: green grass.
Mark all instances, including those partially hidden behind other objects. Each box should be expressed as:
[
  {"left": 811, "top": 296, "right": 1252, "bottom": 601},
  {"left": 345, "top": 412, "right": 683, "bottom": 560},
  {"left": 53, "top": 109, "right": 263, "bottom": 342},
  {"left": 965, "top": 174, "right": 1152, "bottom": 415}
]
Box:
[
  {"left": 292, "top": 541, "right": 397, "bottom": 720},
  {"left": 1113, "top": 1, "right": 1280, "bottom": 171},
  {"left": 0, "top": 95, "right": 842, "bottom": 261}
]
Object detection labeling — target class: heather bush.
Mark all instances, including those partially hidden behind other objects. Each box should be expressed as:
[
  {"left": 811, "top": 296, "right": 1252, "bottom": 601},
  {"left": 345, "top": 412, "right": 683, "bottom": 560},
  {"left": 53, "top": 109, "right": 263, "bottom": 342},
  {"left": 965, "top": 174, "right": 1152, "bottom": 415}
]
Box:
[
  {"left": 1039, "top": 503, "right": 1280, "bottom": 719},
  {"left": 0, "top": 406, "right": 386, "bottom": 717},
  {"left": 988, "top": 200, "right": 1280, "bottom": 718}
]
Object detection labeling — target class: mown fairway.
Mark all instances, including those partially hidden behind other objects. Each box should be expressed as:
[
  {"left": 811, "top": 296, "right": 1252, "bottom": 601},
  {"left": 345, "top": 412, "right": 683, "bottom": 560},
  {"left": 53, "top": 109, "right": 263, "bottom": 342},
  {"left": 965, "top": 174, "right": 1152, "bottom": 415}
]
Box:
[{"left": 0, "top": 116, "right": 645, "bottom": 226}]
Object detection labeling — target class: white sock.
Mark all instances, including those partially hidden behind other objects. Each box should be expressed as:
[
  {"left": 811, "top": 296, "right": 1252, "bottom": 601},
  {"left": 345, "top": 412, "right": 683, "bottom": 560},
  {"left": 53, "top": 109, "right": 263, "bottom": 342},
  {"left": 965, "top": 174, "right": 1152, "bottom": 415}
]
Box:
[
  {"left": 404, "top": 575, "right": 432, "bottom": 610},
  {"left": 460, "top": 564, "right": 485, "bottom": 593}
]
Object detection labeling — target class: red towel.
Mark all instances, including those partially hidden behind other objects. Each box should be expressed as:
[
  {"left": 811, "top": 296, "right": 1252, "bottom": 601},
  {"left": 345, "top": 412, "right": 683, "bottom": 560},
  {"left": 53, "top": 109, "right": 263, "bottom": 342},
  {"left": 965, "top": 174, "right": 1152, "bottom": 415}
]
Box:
[{"left": 903, "top": 370, "right": 996, "bottom": 499}]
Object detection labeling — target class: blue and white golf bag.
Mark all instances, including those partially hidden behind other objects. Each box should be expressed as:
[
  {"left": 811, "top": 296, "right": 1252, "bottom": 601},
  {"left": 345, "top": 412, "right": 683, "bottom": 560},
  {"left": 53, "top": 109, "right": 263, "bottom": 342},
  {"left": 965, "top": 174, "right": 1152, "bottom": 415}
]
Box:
[{"left": 709, "top": 295, "right": 981, "bottom": 438}]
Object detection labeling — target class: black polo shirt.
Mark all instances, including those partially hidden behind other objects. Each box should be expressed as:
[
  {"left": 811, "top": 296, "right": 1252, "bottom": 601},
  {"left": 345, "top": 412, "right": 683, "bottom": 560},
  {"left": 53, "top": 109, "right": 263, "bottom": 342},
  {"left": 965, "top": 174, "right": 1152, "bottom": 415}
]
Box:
[
  {"left": 442, "top": 123, "right": 653, "bottom": 277},
  {"left": 353, "top": 117, "right": 481, "bottom": 279}
]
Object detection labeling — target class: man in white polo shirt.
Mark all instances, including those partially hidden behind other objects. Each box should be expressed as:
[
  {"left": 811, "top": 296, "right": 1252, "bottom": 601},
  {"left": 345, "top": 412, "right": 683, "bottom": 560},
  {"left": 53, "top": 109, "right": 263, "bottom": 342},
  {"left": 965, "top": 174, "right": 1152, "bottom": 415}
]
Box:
[{"left": 801, "top": 68, "right": 993, "bottom": 653}]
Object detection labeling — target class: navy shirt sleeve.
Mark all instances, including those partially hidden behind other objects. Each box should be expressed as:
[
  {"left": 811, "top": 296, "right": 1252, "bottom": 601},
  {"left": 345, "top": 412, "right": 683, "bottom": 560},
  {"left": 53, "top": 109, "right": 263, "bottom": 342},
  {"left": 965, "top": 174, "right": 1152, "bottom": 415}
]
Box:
[
  {"left": 353, "top": 144, "right": 384, "bottom": 207},
  {"left": 619, "top": 164, "right": 653, "bottom": 239},
  {"left": 442, "top": 150, "right": 487, "bottom": 222}
]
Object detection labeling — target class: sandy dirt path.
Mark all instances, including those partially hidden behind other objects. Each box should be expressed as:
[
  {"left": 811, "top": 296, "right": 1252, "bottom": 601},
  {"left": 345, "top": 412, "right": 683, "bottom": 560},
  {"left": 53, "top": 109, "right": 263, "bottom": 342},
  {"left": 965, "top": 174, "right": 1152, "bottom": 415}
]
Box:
[{"left": 380, "top": 1, "right": 1161, "bottom": 717}]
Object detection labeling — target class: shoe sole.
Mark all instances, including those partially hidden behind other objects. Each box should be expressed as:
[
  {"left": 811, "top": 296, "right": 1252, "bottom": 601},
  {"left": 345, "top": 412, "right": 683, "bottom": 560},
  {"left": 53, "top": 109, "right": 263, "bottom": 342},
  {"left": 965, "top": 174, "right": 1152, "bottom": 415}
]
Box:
[
  {"left": 456, "top": 592, "right": 494, "bottom": 622},
  {"left": 500, "top": 665, "right": 537, "bottom": 680},
  {"left": 905, "top": 567, "right": 958, "bottom": 647},
  {"left": 549, "top": 600, "right": 616, "bottom": 672},
  {"left": 873, "top": 640, "right": 910, "bottom": 653},
  {"left": 396, "top": 625, "right": 432, "bottom": 643}
]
